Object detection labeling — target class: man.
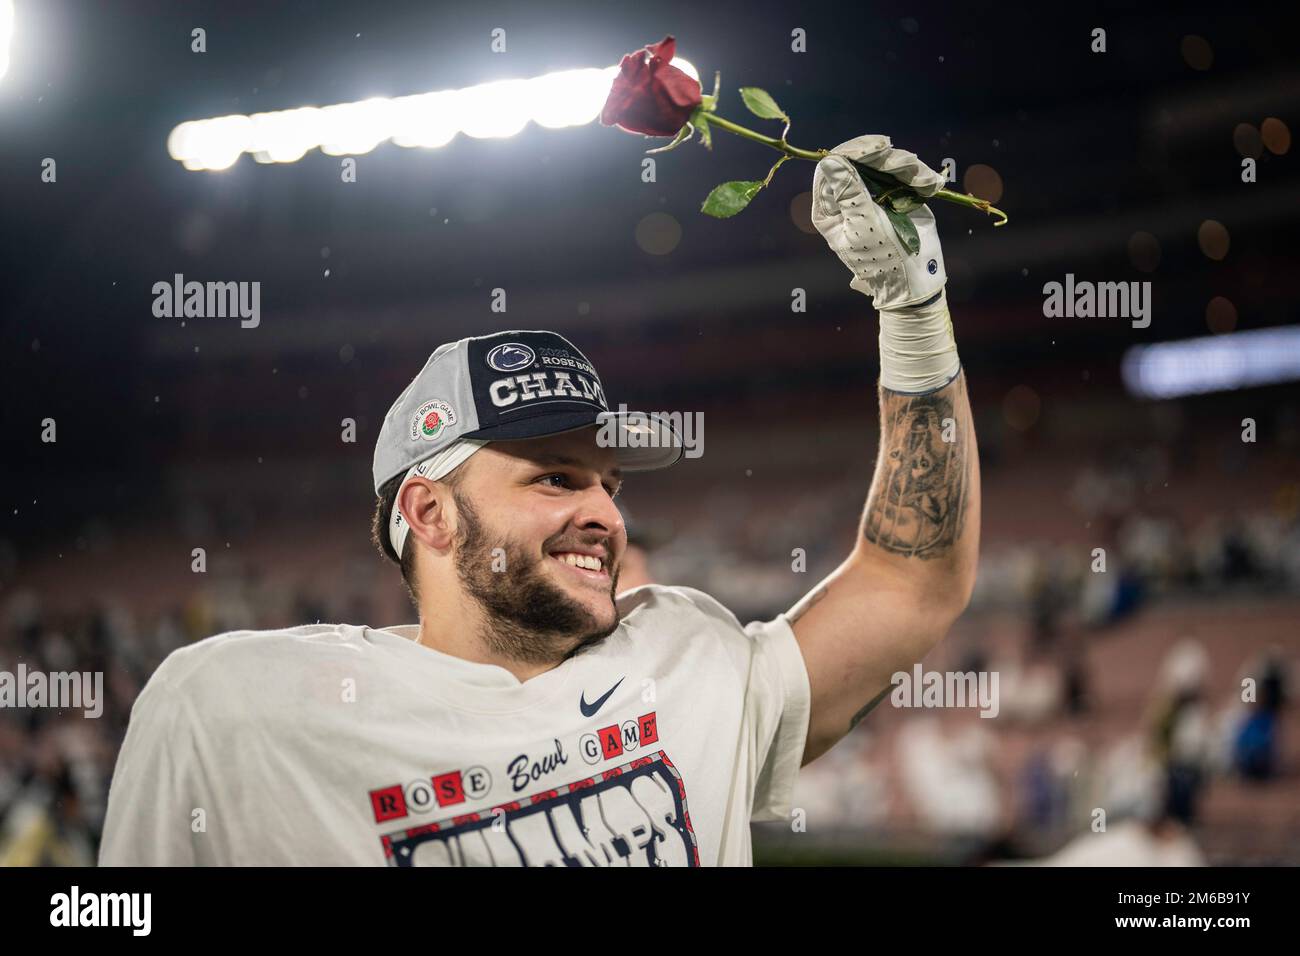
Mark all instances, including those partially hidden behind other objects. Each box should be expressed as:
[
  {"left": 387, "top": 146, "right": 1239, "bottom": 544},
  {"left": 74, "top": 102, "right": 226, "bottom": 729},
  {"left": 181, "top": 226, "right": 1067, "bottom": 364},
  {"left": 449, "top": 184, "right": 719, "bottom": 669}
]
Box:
[{"left": 99, "top": 135, "right": 979, "bottom": 866}]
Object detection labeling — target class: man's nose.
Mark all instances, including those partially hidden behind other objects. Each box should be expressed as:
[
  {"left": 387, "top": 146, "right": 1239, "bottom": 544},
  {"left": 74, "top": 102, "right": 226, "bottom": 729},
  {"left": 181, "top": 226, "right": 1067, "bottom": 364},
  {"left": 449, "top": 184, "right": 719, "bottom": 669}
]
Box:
[{"left": 574, "top": 484, "right": 625, "bottom": 538}]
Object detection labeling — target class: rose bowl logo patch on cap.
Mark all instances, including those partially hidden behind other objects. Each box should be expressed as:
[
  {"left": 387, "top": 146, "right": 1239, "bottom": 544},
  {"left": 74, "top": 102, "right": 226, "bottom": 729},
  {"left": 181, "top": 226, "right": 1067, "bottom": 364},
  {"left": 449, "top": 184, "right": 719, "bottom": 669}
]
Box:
[{"left": 410, "top": 399, "right": 457, "bottom": 442}]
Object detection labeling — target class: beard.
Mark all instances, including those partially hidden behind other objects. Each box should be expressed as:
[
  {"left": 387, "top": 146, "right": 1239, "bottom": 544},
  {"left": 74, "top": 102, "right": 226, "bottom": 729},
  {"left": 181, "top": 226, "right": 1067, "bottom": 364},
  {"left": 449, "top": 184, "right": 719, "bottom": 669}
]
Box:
[{"left": 451, "top": 489, "right": 621, "bottom": 666}]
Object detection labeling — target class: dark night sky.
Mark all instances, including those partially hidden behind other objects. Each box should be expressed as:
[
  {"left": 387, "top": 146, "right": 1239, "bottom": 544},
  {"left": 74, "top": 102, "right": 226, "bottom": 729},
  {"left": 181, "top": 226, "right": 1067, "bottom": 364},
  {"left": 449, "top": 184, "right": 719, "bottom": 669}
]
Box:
[{"left": 2, "top": 0, "right": 1296, "bottom": 548}]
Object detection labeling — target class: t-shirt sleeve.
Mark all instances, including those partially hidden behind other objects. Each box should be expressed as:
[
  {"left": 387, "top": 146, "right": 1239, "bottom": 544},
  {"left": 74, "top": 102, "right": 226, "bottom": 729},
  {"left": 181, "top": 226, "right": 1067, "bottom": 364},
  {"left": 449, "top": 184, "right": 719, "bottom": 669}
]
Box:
[
  {"left": 742, "top": 612, "right": 812, "bottom": 822},
  {"left": 668, "top": 587, "right": 812, "bottom": 824},
  {"left": 99, "top": 670, "right": 210, "bottom": 866}
]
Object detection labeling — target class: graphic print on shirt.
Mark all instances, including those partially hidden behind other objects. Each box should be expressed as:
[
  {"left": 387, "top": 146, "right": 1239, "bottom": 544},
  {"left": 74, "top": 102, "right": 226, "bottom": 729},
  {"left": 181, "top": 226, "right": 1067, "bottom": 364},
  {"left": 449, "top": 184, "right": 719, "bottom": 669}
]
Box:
[
  {"left": 369, "top": 765, "right": 494, "bottom": 822},
  {"left": 379, "top": 750, "right": 699, "bottom": 866}
]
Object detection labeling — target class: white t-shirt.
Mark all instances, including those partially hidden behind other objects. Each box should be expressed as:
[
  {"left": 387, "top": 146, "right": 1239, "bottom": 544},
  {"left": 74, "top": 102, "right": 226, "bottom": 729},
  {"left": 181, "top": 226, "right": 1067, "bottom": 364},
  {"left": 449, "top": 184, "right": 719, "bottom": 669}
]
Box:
[{"left": 99, "top": 584, "right": 811, "bottom": 867}]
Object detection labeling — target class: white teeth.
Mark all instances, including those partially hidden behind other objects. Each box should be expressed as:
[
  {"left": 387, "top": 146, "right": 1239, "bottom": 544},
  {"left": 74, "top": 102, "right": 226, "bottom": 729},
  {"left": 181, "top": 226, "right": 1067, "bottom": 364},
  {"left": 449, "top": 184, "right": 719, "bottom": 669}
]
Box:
[{"left": 555, "top": 552, "right": 602, "bottom": 572}]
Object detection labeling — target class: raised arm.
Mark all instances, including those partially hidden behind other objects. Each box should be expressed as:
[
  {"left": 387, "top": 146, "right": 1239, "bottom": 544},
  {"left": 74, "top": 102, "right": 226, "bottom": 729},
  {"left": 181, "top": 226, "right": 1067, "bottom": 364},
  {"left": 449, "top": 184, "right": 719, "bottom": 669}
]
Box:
[{"left": 793, "top": 135, "right": 981, "bottom": 764}]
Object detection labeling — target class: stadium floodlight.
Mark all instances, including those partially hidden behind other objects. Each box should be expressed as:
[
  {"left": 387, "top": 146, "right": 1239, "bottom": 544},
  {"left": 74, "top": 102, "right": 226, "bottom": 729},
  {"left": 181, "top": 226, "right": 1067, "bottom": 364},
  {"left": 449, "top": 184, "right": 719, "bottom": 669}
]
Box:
[
  {"left": 0, "top": 0, "right": 14, "bottom": 82},
  {"left": 1121, "top": 325, "right": 1300, "bottom": 399},
  {"left": 166, "top": 59, "right": 701, "bottom": 171}
]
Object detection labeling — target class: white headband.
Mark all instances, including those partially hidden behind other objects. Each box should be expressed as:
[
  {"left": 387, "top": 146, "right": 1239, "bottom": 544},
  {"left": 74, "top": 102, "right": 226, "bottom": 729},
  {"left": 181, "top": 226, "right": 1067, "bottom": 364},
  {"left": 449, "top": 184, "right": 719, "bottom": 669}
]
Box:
[{"left": 388, "top": 439, "right": 490, "bottom": 558}]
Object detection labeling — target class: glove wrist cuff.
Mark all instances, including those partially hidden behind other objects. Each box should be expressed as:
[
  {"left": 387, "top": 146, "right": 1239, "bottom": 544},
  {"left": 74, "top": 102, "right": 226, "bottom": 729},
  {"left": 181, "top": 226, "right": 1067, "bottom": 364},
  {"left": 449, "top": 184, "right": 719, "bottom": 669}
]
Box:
[{"left": 877, "top": 289, "right": 961, "bottom": 394}]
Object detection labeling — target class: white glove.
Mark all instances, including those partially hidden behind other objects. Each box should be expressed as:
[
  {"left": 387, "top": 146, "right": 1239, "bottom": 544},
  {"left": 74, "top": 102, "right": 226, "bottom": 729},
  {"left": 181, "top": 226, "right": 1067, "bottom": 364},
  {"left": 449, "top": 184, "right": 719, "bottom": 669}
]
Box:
[{"left": 811, "top": 134, "right": 948, "bottom": 310}]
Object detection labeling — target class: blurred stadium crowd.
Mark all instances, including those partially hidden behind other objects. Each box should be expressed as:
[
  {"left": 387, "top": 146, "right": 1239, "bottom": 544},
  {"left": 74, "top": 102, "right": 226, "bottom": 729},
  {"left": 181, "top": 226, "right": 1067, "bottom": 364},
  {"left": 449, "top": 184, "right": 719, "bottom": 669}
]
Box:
[{"left": 2, "top": 401, "right": 1296, "bottom": 866}]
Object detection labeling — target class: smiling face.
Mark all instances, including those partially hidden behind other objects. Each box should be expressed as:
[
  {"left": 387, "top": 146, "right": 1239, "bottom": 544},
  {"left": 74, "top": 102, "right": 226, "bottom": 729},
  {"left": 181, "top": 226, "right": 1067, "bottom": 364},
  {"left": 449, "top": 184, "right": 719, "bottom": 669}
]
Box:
[{"left": 448, "top": 426, "right": 627, "bottom": 663}]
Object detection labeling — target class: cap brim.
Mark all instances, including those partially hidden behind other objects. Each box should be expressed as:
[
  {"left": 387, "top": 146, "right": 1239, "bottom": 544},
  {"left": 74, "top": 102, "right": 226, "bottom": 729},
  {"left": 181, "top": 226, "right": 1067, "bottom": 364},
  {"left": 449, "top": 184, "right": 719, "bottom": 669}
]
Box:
[{"left": 464, "top": 409, "right": 683, "bottom": 471}]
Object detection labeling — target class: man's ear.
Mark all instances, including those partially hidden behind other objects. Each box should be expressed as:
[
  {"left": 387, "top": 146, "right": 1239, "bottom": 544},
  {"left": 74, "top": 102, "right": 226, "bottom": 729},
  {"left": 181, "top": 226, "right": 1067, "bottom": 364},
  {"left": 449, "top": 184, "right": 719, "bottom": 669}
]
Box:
[{"left": 397, "top": 478, "right": 457, "bottom": 553}]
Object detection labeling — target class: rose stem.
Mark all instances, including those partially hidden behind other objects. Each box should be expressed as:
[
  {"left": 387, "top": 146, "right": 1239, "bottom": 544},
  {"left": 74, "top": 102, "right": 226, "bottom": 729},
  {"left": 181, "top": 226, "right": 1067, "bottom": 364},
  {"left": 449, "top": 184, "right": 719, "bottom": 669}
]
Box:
[{"left": 701, "top": 113, "right": 1008, "bottom": 226}]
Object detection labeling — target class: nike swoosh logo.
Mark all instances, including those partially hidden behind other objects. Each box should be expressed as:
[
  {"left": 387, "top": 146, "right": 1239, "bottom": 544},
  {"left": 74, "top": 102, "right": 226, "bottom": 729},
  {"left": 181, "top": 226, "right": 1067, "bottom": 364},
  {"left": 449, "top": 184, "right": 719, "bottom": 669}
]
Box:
[{"left": 580, "top": 677, "right": 625, "bottom": 717}]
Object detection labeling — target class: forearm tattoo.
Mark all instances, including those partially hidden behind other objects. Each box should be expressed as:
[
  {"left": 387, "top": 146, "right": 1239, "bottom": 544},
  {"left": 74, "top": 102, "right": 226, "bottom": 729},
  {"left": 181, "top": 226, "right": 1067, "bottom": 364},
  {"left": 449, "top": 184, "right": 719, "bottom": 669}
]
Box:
[
  {"left": 849, "top": 685, "right": 891, "bottom": 731},
  {"left": 862, "top": 375, "right": 971, "bottom": 560}
]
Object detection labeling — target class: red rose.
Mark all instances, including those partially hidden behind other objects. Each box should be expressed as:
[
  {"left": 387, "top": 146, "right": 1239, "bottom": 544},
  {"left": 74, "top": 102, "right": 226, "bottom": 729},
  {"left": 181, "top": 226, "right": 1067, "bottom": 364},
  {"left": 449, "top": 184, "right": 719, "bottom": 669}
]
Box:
[{"left": 600, "top": 35, "right": 702, "bottom": 137}]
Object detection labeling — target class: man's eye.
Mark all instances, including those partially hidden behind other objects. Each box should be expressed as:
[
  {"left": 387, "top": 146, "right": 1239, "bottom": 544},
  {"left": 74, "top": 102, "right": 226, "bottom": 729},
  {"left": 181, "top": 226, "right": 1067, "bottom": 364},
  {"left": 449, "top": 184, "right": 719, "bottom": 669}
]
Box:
[{"left": 536, "top": 474, "right": 620, "bottom": 497}]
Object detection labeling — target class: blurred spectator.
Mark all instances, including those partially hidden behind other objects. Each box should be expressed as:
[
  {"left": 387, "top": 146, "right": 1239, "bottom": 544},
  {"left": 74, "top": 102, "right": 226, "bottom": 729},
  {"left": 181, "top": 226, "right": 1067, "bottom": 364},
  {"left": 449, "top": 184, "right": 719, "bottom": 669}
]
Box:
[
  {"left": 1032, "top": 816, "right": 1205, "bottom": 867},
  {"left": 995, "top": 643, "right": 1063, "bottom": 724},
  {"left": 1149, "top": 640, "right": 1213, "bottom": 825},
  {"left": 1229, "top": 650, "right": 1288, "bottom": 781},
  {"left": 896, "top": 718, "right": 1001, "bottom": 839},
  {"left": 616, "top": 501, "right": 673, "bottom": 593},
  {"left": 1020, "top": 738, "right": 1206, "bottom": 866},
  {"left": 790, "top": 728, "right": 891, "bottom": 831}
]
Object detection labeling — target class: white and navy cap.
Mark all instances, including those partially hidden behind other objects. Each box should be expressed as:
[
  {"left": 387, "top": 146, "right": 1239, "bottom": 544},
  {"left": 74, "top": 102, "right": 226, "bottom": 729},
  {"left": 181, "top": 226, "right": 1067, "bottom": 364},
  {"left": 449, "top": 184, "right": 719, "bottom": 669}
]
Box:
[{"left": 373, "top": 330, "right": 683, "bottom": 556}]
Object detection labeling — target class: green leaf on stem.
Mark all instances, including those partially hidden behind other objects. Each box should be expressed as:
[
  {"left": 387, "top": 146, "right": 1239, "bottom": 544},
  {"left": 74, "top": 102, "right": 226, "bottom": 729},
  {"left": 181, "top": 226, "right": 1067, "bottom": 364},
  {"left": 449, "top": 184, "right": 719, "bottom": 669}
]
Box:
[
  {"left": 849, "top": 160, "right": 921, "bottom": 210},
  {"left": 845, "top": 157, "right": 924, "bottom": 250},
  {"left": 739, "top": 87, "right": 788, "bottom": 121},
  {"left": 888, "top": 193, "right": 924, "bottom": 215},
  {"left": 701, "top": 180, "right": 764, "bottom": 218},
  {"left": 848, "top": 158, "right": 899, "bottom": 196},
  {"left": 883, "top": 207, "right": 921, "bottom": 255}
]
